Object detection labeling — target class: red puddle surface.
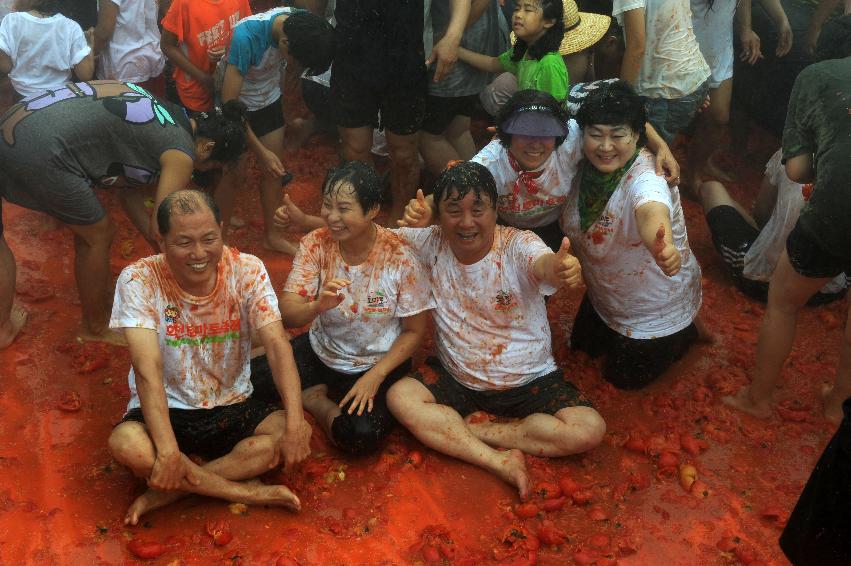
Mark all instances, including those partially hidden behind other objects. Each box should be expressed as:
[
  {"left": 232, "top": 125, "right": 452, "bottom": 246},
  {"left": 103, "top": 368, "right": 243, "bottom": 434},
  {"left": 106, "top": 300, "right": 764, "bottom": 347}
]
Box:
[{"left": 0, "top": 98, "right": 842, "bottom": 565}]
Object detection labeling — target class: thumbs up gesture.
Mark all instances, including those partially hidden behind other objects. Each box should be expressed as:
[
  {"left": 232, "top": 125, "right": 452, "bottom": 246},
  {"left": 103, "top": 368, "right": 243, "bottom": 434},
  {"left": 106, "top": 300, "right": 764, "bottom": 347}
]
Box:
[
  {"left": 552, "top": 237, "right": 583, "bottom": 289},
  {"left": 398, "top": 189, "right": 433, "bottom": 228},
  {"left": 653, "top": 224, "right": 681, "bottom": 277},
  {"left": 273, "top": 193, "right": 307, "bottom": 232}
]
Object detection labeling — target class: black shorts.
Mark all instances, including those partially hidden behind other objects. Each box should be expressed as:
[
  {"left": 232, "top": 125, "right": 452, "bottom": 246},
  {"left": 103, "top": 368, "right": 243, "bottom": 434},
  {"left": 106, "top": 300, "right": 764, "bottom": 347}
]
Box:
[
  {"left": 330, "top": 64, "right": 426, "bottom": 135},
  {"left": 250, "top": 333, "right": 408, "bottom": 454},
  {"left": 421, "top": 94, "right": 477, "bottom": 135},
  {"left": 571, "top": 294, "right": 698, "bottom": 390},
  {"left": 707, "top": 206, "right": 847, "bottom": 305},
  {"left": 787, "top": 221, "right": 851, "bottom": 280},
  {"left": 246, "top": 97, "right": 285, "bottom": 139},
  {"left": 412, "top": 357, "right": 592, "bottom": 418},
  {"left": 121, "top": 394, "right": 278, "bottom": 460},
  {"left": 300, "top": 79, "right": 335, "bottom": 132}
]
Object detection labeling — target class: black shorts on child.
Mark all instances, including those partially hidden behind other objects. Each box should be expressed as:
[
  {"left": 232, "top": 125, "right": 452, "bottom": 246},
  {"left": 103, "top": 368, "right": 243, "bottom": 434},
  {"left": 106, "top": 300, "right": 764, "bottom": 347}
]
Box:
[
  {"left": 412, "top": 356, "right": 592, "bottom": 418},
  {"left": 245, "top": 96, "right": 285, "bottom": 138}
]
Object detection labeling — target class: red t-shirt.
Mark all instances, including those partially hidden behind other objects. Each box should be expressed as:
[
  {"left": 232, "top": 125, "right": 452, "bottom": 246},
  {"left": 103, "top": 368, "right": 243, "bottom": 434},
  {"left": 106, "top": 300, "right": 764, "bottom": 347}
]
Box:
[{"left": 161, "top": 0, "right": 251, "bottom": 111}]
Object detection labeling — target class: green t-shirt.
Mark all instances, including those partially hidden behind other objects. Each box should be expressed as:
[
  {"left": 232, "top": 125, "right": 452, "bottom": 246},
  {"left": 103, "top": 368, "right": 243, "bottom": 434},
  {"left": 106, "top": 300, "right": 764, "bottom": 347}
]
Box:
[
  {"left": 782, "top": 57, "right": 851, "bottom": 253},
  {"left": 498, "top": 49, "right": 568, "bottom": 102}
]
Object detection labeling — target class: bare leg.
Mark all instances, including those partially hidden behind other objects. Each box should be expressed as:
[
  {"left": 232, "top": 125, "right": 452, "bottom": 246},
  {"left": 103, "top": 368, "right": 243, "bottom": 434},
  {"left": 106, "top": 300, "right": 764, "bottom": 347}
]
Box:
[
  {"left": 385, "top": 131, "right": 420, "bottom": 224},
  {"left": 110, "top": 412, "right": 299, "bottom": 525},
  {"left": 463, "top": 406, "right": 605, "bottom": 457},
  {"left": 339, "top": 126, "right": 373, "bottom": 164},
  {"left": 0, "top": 235, "right": 26, "bottom": 349},
  {"left": 724, "top": 251, "right": 830, "bottom": 417},
  {"left": 116, "top": 186, "right": 158, "bottom": 251},
  {"left": 698, "top": 180, "right": 758, "bottom": 229},
  {"left": 823, "top": 306, "right": 851, "bottom": 425},
  {"left": 688, "top": 79, "right": 733, "bottom": 189},
  {"left": 387, "top": 378, "right": 531, "bottom": 500},
  {"left": 258, "top": 127, "right": 298, "bottom": 254},
  {"left": 301, "top": 384, "right": 340, "bottom": 441},
  {"left": 419, "top": 115, "right": 474, "bottom": 177},
  {"left": 67, "top": 218, "right": 126, "bottom": 346},
  {"left": 284, "top": 116, "right": 317, "bottom": 152}
]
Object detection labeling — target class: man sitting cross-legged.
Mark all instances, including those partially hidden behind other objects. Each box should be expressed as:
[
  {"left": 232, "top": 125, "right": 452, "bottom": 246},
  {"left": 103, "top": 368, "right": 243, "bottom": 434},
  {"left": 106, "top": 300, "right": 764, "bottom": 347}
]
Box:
[
  {"left": 389, "top": 161, "right": 607, "bottom": 500},
  {"left": 107, "top": 190, "right": 311, "bottom": 526}
]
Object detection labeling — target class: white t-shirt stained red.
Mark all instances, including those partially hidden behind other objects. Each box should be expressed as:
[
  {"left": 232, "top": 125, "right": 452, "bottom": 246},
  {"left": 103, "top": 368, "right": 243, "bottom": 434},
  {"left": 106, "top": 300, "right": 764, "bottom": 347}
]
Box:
[
  {"left": 110, "top": 247, "right": 281, "bottom": 411},
  {"left": 397, "top": 225, "right": 558, "bottom": 391},
  {"left": 561, "top": 149, "right": 701, "bottom": 339},
  {"left": 284, "top": 226, "right": 433, "bottom": 374},
  {"left": 471, "top": 120, "right": 584, "bottom": 229}
]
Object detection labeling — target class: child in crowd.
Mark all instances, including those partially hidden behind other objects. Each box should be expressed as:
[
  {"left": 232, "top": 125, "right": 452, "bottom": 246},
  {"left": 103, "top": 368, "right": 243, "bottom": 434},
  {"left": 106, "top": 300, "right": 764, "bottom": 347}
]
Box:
[
  {"left": 161, "top": 0, "right": 251, "bottom": 112},
  {"left": 480, "top": 0, "right": 612, "bottom": 115},
  {"left": 0, "top": 0, "right": 93, "bottom": 99},
  {"left": 459, "top": 0, "right": 568, "bottom": 104},
  {"left": 613, "top": 0, "right": 710, "bottom": 143},
  {"left": 221, "top": 6, "right": 333, "bottom": 254},
  {"left": 93, "top": 0, "right": 166, "bottom": 98}
]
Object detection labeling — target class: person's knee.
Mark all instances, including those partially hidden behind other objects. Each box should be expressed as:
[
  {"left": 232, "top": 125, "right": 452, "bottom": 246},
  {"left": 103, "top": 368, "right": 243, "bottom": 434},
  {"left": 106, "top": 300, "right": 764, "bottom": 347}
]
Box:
[
  {"left": 75, "top": 217, "right": 116, "bottom": 249},
  {"left": 386, "top": 378, "right": 421, "bottom": 415},
  {"left": 108, "top": 423, "right": 154, "bottom": 473},
  {"left": 330, "top": 413, "right": 385, "bottom": 455},
  {"left": 557, "top": 407, "right": 606, "bottom": 453},
  {"left": 386, "top": 136, "right": 419, "bottom": 168},
  {"left": 340, "top": 128, "right": 372, "bottom": 161}
]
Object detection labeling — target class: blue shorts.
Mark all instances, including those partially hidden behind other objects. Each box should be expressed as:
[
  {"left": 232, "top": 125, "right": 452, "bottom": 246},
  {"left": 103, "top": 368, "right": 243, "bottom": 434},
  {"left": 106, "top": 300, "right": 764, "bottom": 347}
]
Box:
[{"left": 643, "top": 81, "right": 710, "bottom": 144}]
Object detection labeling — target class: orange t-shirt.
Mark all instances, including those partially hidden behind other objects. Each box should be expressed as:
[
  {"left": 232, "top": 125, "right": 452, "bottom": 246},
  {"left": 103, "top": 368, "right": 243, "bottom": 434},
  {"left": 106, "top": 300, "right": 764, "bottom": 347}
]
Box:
[{"left": 161, "top": 0, "right": 251, "bottom": 111}]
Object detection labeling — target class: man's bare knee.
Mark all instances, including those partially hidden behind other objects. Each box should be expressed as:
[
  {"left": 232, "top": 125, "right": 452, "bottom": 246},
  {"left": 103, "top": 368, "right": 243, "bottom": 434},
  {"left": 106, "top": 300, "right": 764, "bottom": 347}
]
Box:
[
  {"left": 108, "top": 421, "right": 155, "bottom": 474},
  {"left": 387, "top": 377, "right": 430, "bottom": 416}
]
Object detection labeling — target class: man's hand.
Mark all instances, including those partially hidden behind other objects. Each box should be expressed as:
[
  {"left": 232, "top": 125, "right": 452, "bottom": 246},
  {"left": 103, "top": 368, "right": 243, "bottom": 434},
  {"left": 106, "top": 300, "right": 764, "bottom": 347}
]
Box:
[
  {"left": 316, "top": 278, "right": 351, "bottom": 314},
  {"left": 552, "top": 237, "right": 582, "bottom": 288},
  {"left": 274, "top": 194, "right": 308, "bottom": 232},
  {"left": 259, "top": 147, "right": 286, "bottom": 178},
  {"left": 398, "top": 189, "right": 432, "bottom": 227},
  {"left": 739, "top": 29, "right": 764, "bottom": 65},
  {"left": 428, "top": 35, "right": 461, "bottom": 82},
  {"left": 652, "top": 225, "right": 681, "bottom": 276},
  {"left": 148, "top": 450, "right": 198, "bottom": 491},
  {"left": 654, "top": 146, "right": 681, "bottom": 187},
  {"left": 207, "top": 45, "right": 226, "bottom": 63},
  {"left": 339, "top": 369, "right": 384, "bottom": 416},
  {"left": 275, "top": 417, "right": 312, "bottom": 471},
  {"left": 775, "top": 19, "right": 793, "bottom": 57}
]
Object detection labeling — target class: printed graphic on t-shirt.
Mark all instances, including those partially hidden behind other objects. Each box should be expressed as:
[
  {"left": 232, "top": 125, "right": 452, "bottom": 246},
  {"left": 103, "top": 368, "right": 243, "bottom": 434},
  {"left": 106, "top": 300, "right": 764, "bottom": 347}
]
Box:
[
  {"left": 497, "top": 193, "right": 567, "bottom": 218},
  {"left": 0, "top": 81, "right": 176, "bottom": 146},
  {"left": 364, "top": 289, "right": 391, "bottom": 317},
  {"left": 197, "top": 12, "right": 243, "bottom": 48},
  {"left": 494, "top": 289, "right": 516, "bottom": 312}
]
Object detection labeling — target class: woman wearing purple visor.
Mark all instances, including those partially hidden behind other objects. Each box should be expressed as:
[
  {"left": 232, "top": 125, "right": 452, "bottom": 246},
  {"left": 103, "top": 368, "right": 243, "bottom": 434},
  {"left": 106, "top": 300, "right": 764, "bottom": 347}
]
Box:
[{"left": 399, "top": 89, "right": 679, "bottom": 251}]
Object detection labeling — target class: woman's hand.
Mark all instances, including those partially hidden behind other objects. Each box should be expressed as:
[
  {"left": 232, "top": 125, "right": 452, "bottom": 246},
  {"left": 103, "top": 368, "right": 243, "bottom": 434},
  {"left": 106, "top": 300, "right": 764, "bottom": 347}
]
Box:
[
  {"left": 654, "top": 145, "right": 681, "bottom": 187},
  {"left": 739, "top": 29, "right": 764, "bottom": 65},
  {"left": 339, "top": 369, "right": 385, "bottom": 416},
  {"left": 316, "top": 278, "right": 351, "bottom": 314},
  {"left": 397, "top": 189, "right": 433, "bottom": 227},
  {"left": 652, "top": 225, "right": 681, "bottom": 276},
  {"left": 259, "top": 147, "right": 286, "bottom": 178},
  {"left": 274, "top": 194, "right": 308, "bottom": 232}
]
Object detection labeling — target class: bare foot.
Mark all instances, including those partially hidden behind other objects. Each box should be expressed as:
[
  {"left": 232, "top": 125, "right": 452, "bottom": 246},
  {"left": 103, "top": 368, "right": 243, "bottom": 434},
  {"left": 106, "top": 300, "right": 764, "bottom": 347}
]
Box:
[
  {"left": 249, "top": 483, "right": 301, "bottom": 511},
  {"left": 263, "top": 233, "right": 299, "bottom": 255},
  {"left": 78, "top": 327, "right": 127, "bottom": 347},
  {"left": 821, "top": 383, "right": 844, "bottom": 426},
  {"left": 124, "top": 488, "right": 184, "bottom": 526},
  {"left": 722, "top": 386, "right": 772, "bottom": 419},
  {"left": 0, "top": 304, "right": 28, "bottom": 349},
  {"left": 492, "top": 449, "right": 530, "bottom": 501}
]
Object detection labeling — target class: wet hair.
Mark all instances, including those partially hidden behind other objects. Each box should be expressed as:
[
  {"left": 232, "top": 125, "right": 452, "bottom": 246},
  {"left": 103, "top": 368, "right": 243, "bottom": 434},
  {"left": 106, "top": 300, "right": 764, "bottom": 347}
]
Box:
[
  {"left": 283, "top": 10, "right": 335, "bottom": 76},
  {"left": 193, "top": 100, "right": 248, "bottom": 164},
  {"left": 574, "top": 79, "right": 646, "bottom": 144},
  {"left": 496, "top": 89, "right": 570, "bottom": 148},
  {"left": 815, "top": 13, "right": 851, "bottom": 61},
  {"left": 321, "top": 161, "right": 384, "bottom": 213},
  {"left": 22, "top": 0, "right": 61, "bottom": 15},
  {"left": 157, "top": 189, "right": 221, "bottom": 236},
  {"left": 511, "top": 0, "right": 565, "bottom": 62},
  {"left": 432, "top": 161, "right": 498, "bottom": 212}
]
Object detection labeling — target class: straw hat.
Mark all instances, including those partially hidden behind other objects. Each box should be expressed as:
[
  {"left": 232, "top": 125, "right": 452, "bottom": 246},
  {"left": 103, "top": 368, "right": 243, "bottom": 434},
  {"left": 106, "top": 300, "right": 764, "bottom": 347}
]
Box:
[{"left": 510, "top": 0, "right": 612, "bottom": 56}]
